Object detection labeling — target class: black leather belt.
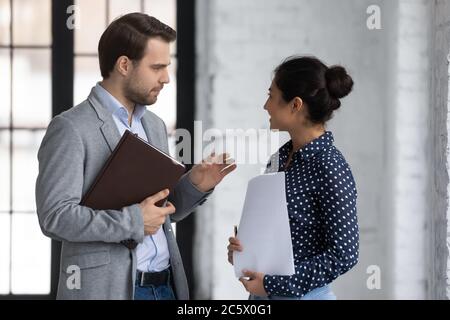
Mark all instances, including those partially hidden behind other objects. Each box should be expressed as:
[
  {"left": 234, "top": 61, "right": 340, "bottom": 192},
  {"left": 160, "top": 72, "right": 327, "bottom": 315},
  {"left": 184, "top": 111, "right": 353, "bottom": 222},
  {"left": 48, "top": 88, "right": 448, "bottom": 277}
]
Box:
[{"left": 136, "top": 268, "right": 171, "bottom": 287}]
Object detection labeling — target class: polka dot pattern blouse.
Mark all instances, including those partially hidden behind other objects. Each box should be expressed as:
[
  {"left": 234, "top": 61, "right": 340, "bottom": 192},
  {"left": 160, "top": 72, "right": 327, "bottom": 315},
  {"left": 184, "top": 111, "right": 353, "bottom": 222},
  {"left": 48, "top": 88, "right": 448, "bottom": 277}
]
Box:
[{"left": 263, "top": 131, "right": 359, "bottom": 298}]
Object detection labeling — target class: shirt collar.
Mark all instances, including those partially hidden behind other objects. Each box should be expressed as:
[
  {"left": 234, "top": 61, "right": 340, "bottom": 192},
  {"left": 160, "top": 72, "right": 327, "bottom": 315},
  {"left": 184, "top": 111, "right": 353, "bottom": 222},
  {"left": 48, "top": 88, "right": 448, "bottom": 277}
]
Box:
[
  {"left": 280, "top": 131, "right": 334, "bottom": 161},
  {"left": 93, "top": 82, "right": 146, "bottom": 125}
]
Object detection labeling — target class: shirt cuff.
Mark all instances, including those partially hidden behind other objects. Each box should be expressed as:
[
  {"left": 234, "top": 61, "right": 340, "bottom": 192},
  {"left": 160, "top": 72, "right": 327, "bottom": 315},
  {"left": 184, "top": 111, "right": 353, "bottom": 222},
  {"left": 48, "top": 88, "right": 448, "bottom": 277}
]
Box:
[{"left": 263, "top": 275, "right": 275, "bottom": 297}]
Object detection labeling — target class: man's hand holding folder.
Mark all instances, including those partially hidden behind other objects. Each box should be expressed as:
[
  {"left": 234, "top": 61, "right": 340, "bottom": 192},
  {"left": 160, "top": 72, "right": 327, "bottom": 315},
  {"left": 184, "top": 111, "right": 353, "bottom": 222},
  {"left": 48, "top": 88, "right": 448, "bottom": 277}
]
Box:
[{"left": 139, "top": 189, "right": 176, "bottom": 235}]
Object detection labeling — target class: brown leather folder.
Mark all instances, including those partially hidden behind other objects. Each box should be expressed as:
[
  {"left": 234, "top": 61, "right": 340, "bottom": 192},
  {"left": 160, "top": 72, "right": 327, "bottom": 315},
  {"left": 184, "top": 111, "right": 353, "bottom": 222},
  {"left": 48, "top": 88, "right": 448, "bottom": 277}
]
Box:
[{"left": 80, "top": 130, "right": 186, "bottom": 210}]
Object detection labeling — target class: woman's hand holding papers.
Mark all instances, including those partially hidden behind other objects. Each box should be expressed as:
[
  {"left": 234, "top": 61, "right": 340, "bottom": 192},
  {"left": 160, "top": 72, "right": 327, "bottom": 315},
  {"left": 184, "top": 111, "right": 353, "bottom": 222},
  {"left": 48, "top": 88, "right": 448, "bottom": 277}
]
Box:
[
  {"left": 227, "top": 236, "right": 243, "bottom": 265},
  {"left": 227, "top": 232, "right": 268, "bottom": 297},
  {"left": 239, "top": 270, "right": 268, "bottom": 297}
]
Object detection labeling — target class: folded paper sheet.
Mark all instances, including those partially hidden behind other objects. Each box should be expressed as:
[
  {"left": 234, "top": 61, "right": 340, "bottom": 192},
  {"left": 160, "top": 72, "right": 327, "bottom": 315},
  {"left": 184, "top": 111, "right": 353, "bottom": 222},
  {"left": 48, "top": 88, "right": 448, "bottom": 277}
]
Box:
[{"left": 234, "top": 172, "right": 295, "bottom": 278}]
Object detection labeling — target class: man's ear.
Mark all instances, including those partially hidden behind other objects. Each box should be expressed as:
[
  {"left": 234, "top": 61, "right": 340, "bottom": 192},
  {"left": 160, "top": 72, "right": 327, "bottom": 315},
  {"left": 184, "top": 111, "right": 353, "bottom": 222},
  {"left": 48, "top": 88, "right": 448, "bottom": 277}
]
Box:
[
  {"left": 116, "top": 56, "right": 132, "bottom": 77},
  {"left": 291, "top": 97, "right": 303, "bottom": 113}
]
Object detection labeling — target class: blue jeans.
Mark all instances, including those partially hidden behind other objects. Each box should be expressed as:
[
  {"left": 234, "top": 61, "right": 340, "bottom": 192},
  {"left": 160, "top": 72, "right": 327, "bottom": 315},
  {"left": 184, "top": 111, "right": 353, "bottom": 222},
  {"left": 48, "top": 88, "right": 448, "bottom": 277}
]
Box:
[
  {"left": 134, "top": 284, "right": 176, "bottom": 300},
  {"left": 249, "top": 284, "right": 336, "bottom": 300},
  {"left": 133, "top": 270, "right": 176, "bottom": 300}
]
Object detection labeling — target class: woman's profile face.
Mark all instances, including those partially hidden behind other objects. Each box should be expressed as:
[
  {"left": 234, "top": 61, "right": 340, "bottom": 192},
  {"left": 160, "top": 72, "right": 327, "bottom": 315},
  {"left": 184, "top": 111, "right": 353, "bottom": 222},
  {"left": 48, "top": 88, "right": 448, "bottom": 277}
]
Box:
[{"left": 263, "top": 80, "right": 293, "bottom": 131}]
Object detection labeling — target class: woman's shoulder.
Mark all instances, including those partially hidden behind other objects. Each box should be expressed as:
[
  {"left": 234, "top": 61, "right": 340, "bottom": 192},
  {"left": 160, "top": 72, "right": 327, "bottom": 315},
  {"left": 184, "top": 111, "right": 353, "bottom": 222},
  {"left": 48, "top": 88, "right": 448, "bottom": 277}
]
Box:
[{"left": 315, "top": 145, "right": 352, "bottom": 172}]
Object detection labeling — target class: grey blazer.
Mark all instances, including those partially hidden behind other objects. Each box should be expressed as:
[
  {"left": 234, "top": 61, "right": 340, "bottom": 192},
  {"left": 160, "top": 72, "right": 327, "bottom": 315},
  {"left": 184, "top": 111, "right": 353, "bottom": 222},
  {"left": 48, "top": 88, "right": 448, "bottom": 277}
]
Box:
[{"left": 35, "top": 88, "right": 210, "bottom": 300}]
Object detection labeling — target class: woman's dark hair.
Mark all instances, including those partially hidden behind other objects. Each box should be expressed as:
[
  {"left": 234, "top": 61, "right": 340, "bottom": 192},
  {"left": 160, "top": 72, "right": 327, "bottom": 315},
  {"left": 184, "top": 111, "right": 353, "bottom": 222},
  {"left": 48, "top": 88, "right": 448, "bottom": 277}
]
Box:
[
  {"left": 98, "top": 13, "right": 176, "bottom": 78},
  {"left": 274, "top": 56, "right": 354, "bottom": 124}
]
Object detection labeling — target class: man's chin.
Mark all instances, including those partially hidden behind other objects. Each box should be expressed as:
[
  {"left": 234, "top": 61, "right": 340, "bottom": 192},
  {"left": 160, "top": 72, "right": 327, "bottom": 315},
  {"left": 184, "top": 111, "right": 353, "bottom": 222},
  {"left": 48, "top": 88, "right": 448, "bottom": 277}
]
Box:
[
  {"left": 146, "top": 92, "right": 160, "bottom": 105},
  {"left": 147, "top": 97, "right": 157, "bottom": 105},
  {"left": 136, "top": 97, "right": 157, "bottom": 106}
]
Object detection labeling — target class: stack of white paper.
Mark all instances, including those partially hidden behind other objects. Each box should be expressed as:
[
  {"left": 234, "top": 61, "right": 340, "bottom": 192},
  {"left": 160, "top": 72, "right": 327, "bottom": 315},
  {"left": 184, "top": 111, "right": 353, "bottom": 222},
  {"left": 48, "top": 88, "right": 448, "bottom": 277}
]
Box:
[{"left": 234, "top": 172, "right": 295, "bottom": 278}]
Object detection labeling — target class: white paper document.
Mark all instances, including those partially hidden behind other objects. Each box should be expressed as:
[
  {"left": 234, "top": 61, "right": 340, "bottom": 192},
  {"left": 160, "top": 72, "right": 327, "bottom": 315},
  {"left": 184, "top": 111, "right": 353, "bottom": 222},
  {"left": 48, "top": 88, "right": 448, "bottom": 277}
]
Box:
[{"left": 234, "top": 172, "right": 295, "bottom": 278}]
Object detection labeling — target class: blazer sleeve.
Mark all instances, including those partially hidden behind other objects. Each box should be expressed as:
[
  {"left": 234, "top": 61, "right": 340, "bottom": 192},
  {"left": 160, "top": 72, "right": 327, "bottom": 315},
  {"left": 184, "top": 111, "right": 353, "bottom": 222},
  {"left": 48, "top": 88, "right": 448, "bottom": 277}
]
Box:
[
  {"left": 169, "top": 172, "right": 213, "bottom": 222},
  {"left": 35, "top": 115, "right": 145, "bottom": 244}
]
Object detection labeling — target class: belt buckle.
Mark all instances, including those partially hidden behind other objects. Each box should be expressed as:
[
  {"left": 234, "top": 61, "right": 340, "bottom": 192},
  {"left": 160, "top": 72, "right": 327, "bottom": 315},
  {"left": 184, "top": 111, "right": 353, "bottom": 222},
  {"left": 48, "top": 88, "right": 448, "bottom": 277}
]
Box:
[{"left": 139, "top": 272, "right": 145, "bottom": 287}]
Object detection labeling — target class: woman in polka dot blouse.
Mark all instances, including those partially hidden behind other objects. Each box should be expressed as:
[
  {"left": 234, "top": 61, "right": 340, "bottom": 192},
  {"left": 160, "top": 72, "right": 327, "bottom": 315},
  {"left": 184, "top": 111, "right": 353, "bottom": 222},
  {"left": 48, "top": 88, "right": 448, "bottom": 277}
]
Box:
[{"left": 227, "top": 56, "right": 359, "bottom": 300}]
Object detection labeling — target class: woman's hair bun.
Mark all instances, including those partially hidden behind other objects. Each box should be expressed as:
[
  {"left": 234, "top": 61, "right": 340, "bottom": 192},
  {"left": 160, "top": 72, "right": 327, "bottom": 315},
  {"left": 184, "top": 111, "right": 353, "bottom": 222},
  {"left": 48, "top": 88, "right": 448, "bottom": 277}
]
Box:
[{"left": 325, "top": 65, "right": 354, "bottom": 99}]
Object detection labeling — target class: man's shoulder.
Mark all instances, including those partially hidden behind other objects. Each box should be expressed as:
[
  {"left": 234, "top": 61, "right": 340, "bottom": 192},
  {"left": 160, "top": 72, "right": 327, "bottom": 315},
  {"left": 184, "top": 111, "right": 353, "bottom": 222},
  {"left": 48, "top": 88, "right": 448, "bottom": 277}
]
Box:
[
  {"left": 48, "top": 99, "right": 101, "bottom": 138},
  {"left": 51, "top": 99, "right": 104, "bottom": 132},
  {"left": 58, "top": 99, "right": 96, "bottom": 122}
]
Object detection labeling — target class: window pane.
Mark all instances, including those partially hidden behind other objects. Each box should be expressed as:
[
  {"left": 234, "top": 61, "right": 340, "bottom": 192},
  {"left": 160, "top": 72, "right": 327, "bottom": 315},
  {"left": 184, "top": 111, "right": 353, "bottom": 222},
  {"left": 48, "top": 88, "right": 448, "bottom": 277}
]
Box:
[
  {"left": 0, "top": 214, "right": 11, "bottom": 294},
  {"left": 144, "top": 0, "right": 177, "bottom": 53},
  {"left": 150, "top": 58, "right": 177, "bottom": 133},
  {"left": 75, "top": 0, "right": 106, "bottom": 54},
  {"left": 11, "top": 212, "right": 51, "bottom": 294},
  {"left": 12, "top": 130, "right": 45, "bottom": 212},
  {"left": 109, "top": 0, "right": 141, "bottom": 23},
  {"left": 13, "top": 0, "right": 51, "bottom": 46},
  {"left": 13, "top": 49, "right": 51, "bottom": 127},
  {"left": 144, "top": 0, "right": 176, "bottom": 29},
  {"left": 0, "top": 49, "right": 11, "bottom": 127},
  {"left": 0, "top": 130, "right": 10, "bottom": 212},
  {"left": 0, "top": 0, "right": 10, "bottom": 45},
  {"left": 75, "top": 56, "right": 101, "bottom": 105}
]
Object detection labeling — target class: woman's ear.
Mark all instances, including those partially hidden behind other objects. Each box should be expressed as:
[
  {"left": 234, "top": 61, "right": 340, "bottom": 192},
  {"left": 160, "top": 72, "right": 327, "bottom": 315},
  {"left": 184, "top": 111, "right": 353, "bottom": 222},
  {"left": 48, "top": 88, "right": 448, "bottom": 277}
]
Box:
[{"left": 291, "top": 97, "right": 303, "bottom": 113}]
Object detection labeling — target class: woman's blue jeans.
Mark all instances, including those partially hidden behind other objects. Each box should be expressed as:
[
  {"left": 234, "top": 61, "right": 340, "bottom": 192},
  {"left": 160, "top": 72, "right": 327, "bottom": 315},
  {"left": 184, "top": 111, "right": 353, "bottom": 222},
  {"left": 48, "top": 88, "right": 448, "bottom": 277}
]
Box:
[{"left": 249, "top": 284, "right": 336, "bottom": 300}]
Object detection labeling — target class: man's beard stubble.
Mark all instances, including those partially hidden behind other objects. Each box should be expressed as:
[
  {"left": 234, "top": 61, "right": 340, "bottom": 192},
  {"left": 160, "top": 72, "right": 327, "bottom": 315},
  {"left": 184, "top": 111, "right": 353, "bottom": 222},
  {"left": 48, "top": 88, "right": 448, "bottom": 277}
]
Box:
[{"left": 123, "top": 78, "right": 157, "bottom": 106}]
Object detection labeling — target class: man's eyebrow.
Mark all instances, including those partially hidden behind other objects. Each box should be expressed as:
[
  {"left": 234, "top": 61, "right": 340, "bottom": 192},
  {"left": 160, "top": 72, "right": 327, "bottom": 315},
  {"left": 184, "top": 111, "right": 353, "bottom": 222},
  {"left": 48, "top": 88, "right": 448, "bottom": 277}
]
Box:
[{"left": 151, "top": 62, "right": 171, "bottom": 67}]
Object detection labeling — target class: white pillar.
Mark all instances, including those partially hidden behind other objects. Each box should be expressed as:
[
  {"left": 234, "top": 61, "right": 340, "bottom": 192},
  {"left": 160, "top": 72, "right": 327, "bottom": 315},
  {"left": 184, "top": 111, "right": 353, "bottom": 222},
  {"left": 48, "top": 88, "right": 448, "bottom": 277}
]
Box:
[{"left": 392, "top": 0, "right": 431, "bottom": 299}]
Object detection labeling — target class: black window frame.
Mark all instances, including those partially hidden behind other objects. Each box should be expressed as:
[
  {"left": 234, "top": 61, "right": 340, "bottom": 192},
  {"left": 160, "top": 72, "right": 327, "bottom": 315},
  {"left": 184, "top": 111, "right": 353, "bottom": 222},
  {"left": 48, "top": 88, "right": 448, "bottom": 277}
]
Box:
[{"left": 175, "top": 0, "right": 196, "bottom": 299}]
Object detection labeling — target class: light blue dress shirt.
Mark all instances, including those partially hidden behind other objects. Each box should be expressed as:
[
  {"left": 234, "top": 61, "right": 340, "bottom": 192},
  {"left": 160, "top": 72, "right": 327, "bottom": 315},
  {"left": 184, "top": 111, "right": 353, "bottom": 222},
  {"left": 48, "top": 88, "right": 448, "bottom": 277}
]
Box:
[{"left": 94, "top": 83, "right": 170, "bottom": 272}]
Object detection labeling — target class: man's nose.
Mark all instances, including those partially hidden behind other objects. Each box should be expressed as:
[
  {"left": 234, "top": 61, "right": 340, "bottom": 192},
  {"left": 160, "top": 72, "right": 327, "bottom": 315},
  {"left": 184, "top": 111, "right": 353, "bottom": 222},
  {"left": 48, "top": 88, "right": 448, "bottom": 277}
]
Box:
[{"left": 161, "top": 69, "right": 170, "bottom": 84}]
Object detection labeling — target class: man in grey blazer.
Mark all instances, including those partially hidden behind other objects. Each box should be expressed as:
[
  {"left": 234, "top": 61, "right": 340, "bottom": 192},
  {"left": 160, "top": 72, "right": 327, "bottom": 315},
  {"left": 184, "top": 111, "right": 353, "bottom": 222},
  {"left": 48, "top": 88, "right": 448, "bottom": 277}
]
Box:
[{"left": 35, "top": 13, "right": 236, "bottom": 300}]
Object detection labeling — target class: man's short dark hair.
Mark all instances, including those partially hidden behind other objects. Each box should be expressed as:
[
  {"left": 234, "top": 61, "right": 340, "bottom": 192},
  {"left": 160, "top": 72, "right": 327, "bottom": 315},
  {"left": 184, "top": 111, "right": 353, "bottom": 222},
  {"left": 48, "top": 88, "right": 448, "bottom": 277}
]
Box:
[{"left": 98, "top": 12, "right": 176, "bottom": 78}]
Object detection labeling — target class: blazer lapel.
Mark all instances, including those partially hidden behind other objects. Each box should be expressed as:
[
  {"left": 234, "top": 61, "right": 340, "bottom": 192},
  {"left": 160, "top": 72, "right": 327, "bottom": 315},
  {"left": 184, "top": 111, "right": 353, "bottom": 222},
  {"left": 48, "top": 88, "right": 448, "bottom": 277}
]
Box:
[
  {"left": 141, "top": 114, "right": 165, "bottom": 151},
  {"left": 100, "top": 120, "right": 122, "bottom": 153},
  {"left": 87, "top": 88, "right": 121, "bottom": 153}
]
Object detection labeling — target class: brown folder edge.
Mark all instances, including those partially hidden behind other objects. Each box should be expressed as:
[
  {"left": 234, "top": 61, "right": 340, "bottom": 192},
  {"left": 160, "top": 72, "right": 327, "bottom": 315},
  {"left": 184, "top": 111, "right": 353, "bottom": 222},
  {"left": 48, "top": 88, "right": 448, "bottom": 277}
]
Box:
[
  {"left": 132, "top": 132, "right": 186, "bottom": 168},
  {"left": 80, "top": 130, "right": 131, "bottom": 206}
]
